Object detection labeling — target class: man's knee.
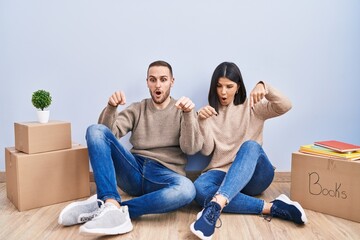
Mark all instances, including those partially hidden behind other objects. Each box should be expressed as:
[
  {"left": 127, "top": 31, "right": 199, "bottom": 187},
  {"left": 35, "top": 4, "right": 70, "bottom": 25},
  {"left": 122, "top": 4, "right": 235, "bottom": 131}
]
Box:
[
  {"left": 86, "top": 124, "right": 108, "bottom": 140},
  {"left": 176, "top": 178, "right": 196, "bottom": 204}
]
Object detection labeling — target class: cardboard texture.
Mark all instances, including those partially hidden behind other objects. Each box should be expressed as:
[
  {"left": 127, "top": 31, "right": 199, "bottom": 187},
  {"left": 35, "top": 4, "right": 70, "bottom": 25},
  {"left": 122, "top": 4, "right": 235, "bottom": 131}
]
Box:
[
  {"left": 290, "top": 152, "right": 360, "bottom": 222},
  {"left": 14, "top": 121, "right": 72, "bottom": 154},
  {"left": 5, "top": 144, "right": 90, "bottom": 211}
]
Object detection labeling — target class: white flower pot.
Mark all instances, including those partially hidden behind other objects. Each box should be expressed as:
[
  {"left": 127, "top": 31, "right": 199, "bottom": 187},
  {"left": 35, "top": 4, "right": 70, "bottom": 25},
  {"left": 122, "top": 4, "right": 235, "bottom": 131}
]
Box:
[{"left": 37, "top": 110, "right": 50, "bottom": 123}]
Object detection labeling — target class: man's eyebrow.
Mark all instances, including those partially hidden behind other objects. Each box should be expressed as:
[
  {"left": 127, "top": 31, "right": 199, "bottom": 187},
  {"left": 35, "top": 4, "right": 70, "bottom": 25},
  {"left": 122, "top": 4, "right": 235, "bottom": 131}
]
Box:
[{"left": 148, "top": 75, "right": 168, "bottom": 78}]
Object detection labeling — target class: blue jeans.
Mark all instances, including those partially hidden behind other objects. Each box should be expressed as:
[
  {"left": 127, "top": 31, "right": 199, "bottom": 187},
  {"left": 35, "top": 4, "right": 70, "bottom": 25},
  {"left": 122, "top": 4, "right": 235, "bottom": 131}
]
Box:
[
  {"left": 86, "top": 124, "right": 196, "bottom": 219},
  {"left": 194, "top": 140, "right": 274, "bottom": 214}
]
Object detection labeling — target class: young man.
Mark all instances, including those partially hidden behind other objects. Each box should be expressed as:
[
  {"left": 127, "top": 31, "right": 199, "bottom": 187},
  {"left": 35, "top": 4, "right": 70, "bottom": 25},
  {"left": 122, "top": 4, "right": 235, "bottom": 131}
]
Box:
[{"left": 58, "top": 60, "right": 203, "bottom": 236}]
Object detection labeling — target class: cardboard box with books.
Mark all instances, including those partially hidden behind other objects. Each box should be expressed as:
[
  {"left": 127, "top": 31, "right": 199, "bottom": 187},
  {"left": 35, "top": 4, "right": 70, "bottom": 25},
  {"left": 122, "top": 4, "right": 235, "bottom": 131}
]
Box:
[{"left": 290, "top": 151, "right": 360, "bottom": 222}]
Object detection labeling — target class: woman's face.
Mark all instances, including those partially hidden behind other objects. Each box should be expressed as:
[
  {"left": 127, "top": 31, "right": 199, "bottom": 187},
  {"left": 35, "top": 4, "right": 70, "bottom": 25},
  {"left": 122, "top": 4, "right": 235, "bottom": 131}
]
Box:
[{"left": 216, "top": 77, "right": 239, "bottom": 106}]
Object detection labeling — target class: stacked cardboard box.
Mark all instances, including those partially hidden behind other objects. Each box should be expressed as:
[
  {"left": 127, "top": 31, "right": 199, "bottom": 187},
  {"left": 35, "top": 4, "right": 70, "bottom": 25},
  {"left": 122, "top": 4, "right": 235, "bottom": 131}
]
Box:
[
  {"left": 5, "top": 121, "right": 90, "bottom": 211},
  {"left": 290, "top": 152, "right": 360, "bottom": 222}
]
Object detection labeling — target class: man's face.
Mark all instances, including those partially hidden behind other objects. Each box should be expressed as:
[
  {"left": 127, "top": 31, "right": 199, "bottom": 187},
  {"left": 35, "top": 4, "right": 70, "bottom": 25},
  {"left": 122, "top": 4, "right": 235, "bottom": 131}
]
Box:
[{"left": 147, "top": 66, "right": 174, "bottom": 105}]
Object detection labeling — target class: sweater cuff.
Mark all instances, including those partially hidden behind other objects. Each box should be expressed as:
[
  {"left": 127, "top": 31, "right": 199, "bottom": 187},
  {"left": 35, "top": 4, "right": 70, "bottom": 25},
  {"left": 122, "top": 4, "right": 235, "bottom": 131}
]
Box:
[
  {"left": 182, "top": 110, "right": 197, "bottom": 121},
  {"left": 99, "top": 104, "right": 117, "bottom": 120},
  {"left": 258, "top": 81, "right": 268, "bottom": 95},
  {"left": 106, "top": 104, "right": 118, "bottom": 112}
]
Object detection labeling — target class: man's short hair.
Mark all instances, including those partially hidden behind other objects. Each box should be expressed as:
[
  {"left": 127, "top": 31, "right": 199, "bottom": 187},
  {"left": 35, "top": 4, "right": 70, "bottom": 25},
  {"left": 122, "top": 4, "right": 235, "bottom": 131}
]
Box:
[{"left": 148, "top": 60, "right": 173, "bottom": 77}]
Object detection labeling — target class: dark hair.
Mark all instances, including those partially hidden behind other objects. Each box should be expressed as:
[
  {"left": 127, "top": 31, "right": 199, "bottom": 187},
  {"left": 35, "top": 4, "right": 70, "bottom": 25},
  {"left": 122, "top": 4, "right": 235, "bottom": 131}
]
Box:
[
  {"left": 208, "top": 62, "right": 247, "bottom": 112},
  {"left": 147, "top": 60, "right": 173, "bottom": 77}
]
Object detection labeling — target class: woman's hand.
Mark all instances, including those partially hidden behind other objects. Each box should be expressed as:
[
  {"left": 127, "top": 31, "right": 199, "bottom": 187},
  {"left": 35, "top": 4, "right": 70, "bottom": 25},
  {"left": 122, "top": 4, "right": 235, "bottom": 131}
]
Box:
[
  {"left": 198, "top": 105, "right": 218, "bottom": 120},
  {"left": 250, "top": 82, "right": 266, "bottom": 108}
]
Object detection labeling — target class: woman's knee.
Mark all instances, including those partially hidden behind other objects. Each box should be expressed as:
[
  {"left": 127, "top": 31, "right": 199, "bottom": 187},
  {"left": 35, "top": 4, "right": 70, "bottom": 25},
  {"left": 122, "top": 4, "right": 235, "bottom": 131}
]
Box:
[{"left": 242, "top": 164, "right": 274, "bottom": 195}]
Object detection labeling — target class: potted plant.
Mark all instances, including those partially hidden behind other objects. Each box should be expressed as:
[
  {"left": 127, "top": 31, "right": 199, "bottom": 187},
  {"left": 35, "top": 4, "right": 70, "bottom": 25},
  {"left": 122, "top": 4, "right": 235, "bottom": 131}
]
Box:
[{"left": 31, "top": 89, "right": 52, "bottom": 123}]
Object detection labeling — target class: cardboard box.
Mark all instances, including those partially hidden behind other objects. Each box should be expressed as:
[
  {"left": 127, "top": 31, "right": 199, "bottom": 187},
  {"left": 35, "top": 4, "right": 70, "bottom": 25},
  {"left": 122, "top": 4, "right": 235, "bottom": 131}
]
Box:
[
  {"left": 5, "top": 144, "right": 90, "bottom": 211},
  {"left": 14, "top": 121, "right": 72, "bottom": 154},
  {"left": 290, "top": 152, "right": 360, "bottom": 222}
]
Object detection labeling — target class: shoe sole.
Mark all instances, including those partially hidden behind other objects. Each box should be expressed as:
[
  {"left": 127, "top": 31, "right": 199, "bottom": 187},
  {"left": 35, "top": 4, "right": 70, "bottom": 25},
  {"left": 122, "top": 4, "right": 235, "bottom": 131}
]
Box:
[
  {"left": 58, "top": 194, "right": 98, "bottom": 225},
  {"left": 190, "top": 222, "right": 213, "bottom": 240},
  {"left": 276, "top": 194, "right": 308, "bottom": 224},
  {"left": 79, "top": 220, "right": 133, "bottom": 236}
]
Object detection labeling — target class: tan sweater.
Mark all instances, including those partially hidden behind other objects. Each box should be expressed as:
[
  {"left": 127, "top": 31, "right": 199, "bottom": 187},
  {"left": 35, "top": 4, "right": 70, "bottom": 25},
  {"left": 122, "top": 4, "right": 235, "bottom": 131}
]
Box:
[
  {"left": 98, "top": 97, "right": 203, "bottom": 176},
  {"left": 199, "top": 82, "right": 292, "bottom": 173}
]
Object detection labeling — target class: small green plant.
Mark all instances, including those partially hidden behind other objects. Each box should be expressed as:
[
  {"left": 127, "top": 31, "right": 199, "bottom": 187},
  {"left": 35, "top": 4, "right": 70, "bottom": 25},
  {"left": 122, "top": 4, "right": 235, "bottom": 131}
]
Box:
[{"left": 31, "top": 90, "right": 52, "bottom": 111}]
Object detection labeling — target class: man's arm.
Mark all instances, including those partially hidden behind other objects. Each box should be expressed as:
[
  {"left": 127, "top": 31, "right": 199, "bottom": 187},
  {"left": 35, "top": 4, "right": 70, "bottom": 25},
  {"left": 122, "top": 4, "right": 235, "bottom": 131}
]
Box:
[
  {"left": 97, "top": 91, "right": 135, "bottom": 138},
  {"left": 176, "top": 97, "right": 203, "bottom": 155},
  {"left": 98, "top": 104, "right": 118, "bottom": 128}
]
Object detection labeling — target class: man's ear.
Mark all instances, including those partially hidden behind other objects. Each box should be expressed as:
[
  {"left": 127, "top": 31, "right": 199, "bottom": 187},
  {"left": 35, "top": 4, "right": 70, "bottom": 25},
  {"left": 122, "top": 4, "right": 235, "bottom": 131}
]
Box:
[{"left": 171, "top": 77, "right": 175, "bottom": 87}]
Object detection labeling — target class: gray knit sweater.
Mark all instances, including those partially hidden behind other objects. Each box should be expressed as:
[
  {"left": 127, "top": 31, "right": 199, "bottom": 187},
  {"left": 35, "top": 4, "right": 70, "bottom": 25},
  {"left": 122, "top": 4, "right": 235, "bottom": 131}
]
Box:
[
  {"left": 199, "top": 82, "right": 292, "bottom": 173},
  {"left": 98, "top": 97, "right": 203, "bottom": 176}
]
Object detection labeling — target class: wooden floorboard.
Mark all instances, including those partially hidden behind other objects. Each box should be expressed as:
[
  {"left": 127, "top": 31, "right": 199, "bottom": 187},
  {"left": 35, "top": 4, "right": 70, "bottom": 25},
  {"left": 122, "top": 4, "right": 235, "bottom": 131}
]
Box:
[
  {"left": 1, "top": 177, "right": 359, "bottom": 240},
  {"left": 0, "top": 172, "right": 5, "bottom": 183}
]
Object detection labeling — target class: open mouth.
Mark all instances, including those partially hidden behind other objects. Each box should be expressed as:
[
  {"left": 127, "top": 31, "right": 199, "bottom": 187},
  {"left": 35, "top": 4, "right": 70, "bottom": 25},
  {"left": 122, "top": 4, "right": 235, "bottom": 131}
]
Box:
[{"left": 155, "top": 90, "right": 162, "bottom": 96}]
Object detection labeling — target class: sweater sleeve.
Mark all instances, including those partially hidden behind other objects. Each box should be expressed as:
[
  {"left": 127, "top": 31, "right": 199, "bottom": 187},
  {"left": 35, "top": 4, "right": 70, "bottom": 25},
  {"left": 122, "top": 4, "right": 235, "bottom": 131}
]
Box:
[
  {"left": 98, "top": 104, "right": 117, "bottom": 128},
  {"left": 179, "top": 111, "right": 204, "bottom": 155},
  {"left": 198, "top": 117, "right": 215, "bottom": 156},
  {"left": 252, "top": 82, "right": 292, "bottom": 120},
  {"left": 98, "top": 104, "right": 137, "bottom": 138}
]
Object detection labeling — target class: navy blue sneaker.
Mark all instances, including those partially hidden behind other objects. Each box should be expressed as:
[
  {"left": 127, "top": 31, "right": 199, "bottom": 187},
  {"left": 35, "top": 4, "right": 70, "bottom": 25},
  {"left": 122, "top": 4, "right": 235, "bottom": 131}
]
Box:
[
  {"left": 270, "top": 194, "right": 308, "bottom": 224},
  {"left": 190, "top": 201, "right": 222, "bottom": 240}
]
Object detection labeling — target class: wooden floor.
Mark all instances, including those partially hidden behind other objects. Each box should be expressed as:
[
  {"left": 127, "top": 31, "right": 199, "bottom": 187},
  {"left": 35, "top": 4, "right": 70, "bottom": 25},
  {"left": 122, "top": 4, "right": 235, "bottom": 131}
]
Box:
[{"left": 1, "top": 178, "right": 360, "bottom": 240}]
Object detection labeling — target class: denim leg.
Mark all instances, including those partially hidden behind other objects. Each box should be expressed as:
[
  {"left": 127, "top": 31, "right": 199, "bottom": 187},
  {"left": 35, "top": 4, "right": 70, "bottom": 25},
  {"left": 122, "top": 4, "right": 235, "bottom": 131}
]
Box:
[
  {"left": 194, "top": 170, "right": 225, "bottom": 207},
  {"left": 195, "top": 170, "right": 265, "bottom": 214},
  {"left": 194, "top": 140, "right": 275, "bottom": 214},
  {"left": 122, "top": 159, "right": 196, "bottom": 219},
  {"left": 86, "top": 124, "right": 143, "bottom": 203}
]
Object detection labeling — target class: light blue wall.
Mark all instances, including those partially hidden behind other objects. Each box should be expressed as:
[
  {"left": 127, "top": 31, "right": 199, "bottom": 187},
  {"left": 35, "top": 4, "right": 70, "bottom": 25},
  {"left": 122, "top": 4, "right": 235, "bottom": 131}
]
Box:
[{"left": 1, "top": 0, "right": 359, "bottom": 171}]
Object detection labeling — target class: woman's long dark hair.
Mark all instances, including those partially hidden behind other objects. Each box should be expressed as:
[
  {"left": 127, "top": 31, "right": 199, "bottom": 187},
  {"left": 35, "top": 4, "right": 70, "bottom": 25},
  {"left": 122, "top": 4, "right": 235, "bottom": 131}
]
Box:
[{"left": 208, "top": 62, "right": 247, "bottom": 113}]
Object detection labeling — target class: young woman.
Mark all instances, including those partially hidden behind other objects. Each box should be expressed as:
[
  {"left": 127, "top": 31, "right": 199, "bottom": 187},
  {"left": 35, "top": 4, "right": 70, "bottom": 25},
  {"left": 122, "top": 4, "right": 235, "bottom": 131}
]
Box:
[{"left": 190, "top": 62, "right": 307, "bottom": 240}]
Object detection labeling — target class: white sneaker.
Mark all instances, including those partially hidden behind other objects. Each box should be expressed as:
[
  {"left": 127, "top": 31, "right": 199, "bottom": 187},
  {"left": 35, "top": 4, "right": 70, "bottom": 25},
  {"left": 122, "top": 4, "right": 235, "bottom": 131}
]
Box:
[
  {"left": 79, "top": 202, "right": 133, "bottom": 236},
  {"left": 58, "top": 194, "right": 100, "bottom": 226}
]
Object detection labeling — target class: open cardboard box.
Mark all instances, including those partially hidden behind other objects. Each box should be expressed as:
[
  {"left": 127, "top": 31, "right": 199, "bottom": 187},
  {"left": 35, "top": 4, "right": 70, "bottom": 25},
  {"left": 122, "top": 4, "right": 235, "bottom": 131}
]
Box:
[{"left": 290, "top": 152, "right": 360, "bottom": 222}]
